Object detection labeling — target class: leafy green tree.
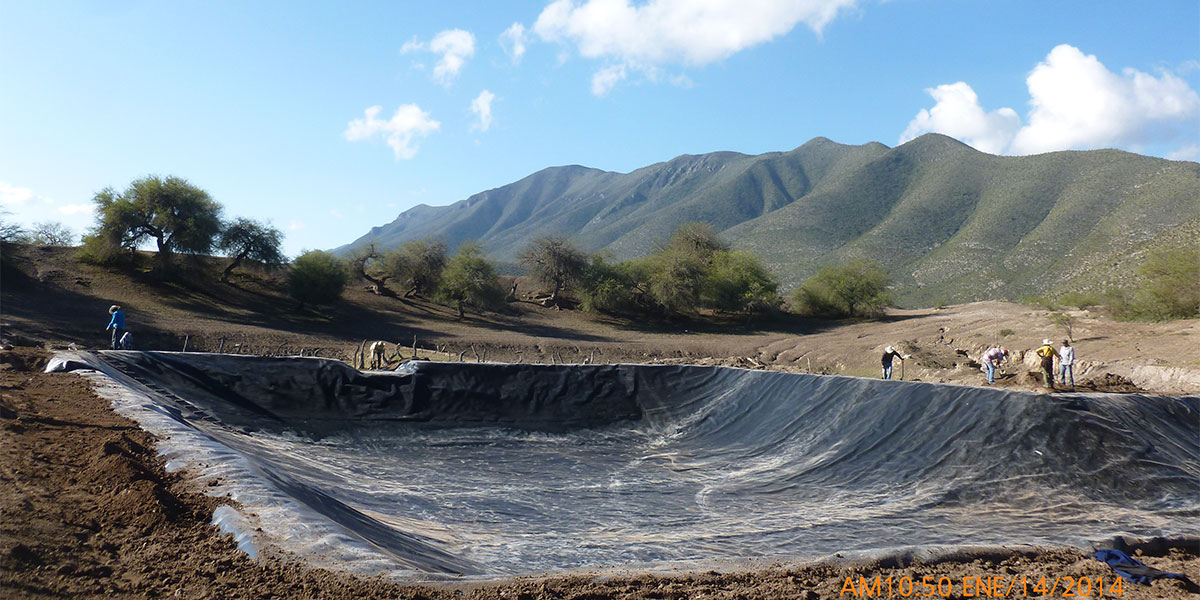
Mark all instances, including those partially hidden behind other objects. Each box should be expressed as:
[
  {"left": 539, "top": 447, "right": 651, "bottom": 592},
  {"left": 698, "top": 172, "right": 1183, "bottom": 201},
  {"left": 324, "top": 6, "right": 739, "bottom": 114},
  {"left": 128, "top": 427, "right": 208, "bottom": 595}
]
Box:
[
  {"left": 382, "top": 238, "right": 448, "bottom": 298},
  {"left": 438, "top": 242, "right": 504, "bottom": 317},
  {"left": 288, "top": 250, "right": 348, "bottom": 308},
  {"left": 702, "top": 250, "right": 781, "bottom": 314},
  {"left": 217, "top": 218, "right": 285, "bottom": 282},
  {"left": 639, "top": 223, "right": 730, "bottom": 314},
  {"left": 519, "top": 235, "right": 587, "bottom": 305},
  {"left": 83, "top": 175, "right": 222, "bottom": 268},
  {"left": 793, "top": 259, "right": 892, "bottom": 318}
]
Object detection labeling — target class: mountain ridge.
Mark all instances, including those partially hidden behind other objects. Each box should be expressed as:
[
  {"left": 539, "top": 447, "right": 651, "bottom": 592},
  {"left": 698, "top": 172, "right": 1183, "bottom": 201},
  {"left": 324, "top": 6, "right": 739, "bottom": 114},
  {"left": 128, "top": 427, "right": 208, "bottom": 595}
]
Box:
[{"left": 341, "top": 134, "right": 1200, "bottom": 306}]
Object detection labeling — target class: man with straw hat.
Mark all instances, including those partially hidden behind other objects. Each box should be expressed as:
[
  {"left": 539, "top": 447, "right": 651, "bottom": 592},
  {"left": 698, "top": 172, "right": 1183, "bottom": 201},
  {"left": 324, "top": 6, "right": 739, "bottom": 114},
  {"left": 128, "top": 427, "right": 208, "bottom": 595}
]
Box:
[
  {"left": 881, "top": 346, "right": 908, "bottom": 380},
  {"left": 1034, "top": 339, "right": 1060, "bottom": 389}
]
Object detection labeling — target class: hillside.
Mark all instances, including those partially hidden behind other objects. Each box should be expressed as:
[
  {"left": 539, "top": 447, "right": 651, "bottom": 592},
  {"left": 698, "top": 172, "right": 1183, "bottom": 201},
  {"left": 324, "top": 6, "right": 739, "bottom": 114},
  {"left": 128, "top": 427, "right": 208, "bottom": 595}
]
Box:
[
  {"left": 343, "top": 134, "right": 1200, "bottom": 307},
  {"left": 3, "top": 244, "right": 1198, "bottom": 395}
]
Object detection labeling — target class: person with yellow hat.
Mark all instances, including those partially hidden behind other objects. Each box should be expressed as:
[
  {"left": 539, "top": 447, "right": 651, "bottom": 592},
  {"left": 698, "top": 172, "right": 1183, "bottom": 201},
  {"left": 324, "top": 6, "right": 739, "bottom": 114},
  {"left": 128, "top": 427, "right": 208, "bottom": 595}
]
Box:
[{"left": 1034, "top": 339, "right": 1060, "bottom": 389}]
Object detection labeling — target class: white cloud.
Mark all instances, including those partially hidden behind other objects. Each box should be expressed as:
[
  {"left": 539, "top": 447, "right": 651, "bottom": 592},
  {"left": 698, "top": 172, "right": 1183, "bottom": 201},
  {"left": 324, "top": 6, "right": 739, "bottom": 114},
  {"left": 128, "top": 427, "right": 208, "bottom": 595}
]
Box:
[
  {"left": 470, "top": 90, "right": 495, "bottom": 132},
  {"left": 591, "top": 64, "right": 628, "bottom": 96},
  {"left": 901, "top": 45, "right": 1200, "bottom": 157},
  {"left": 400, "top": 37, "right": 425, "bottom": 54},
  {"left": 533, "top": 0, "right": 859, "bottom": 94},
  {"left": 430, "top": 29, "right": 475, "bottom": 86},
  {"left": 400, "top": 29, "right": 476, "bottom": 86},
  {"left": 1010, "top": 45, "right": 1200, "bottom": 155},
  {"left": 500, "top": 23, "right": 527, "bottom": 64},
  {"left": 899, "top": 82, "right": 1020, "bottom": 154},
  {"left": 0, "top": 181, "right": 47, "bottom": 207},
  {"left": 329, "top": 209, "right": 343, "bottom": 218},
  {"left": 287, "top": 220, "right": 305, "bottom": 231},
  {"left": 343, "top": 104, "right": 441, "bottom": 160},
  {"left": 57, "top": 203, "right": 94, "bottom": 216},
  {"left": 1167, "top": 144, "right": 1200, "bottom": 162}
]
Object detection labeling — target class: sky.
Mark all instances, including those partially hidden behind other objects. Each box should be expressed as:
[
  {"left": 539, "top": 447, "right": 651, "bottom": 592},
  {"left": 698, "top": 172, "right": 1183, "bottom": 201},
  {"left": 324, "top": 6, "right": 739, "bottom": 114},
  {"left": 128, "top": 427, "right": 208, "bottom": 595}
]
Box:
[{"left": 2, "top": 0, "right": 1198, "bottom": 256}]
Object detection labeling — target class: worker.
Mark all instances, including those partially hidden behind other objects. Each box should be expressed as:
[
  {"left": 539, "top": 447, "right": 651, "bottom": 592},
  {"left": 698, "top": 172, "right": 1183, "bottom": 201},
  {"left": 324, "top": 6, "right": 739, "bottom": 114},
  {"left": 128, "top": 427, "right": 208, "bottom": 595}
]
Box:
[
  {"left": 881, "top": 346, "right": 908, "bottom": 380},
  {"left": 981, "top": 347, "right": 1010, "bottom": 384},
  {"left": 1035, "top": 339, "right": 1060, "bottom": 389}
]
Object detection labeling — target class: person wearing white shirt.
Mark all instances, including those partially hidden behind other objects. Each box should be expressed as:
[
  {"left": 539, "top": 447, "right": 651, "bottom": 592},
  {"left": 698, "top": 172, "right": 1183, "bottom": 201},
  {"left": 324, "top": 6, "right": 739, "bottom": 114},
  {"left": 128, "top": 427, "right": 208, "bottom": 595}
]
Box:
[{"left": 1059, "top": 340, "right": 1075, "bottom": 387}]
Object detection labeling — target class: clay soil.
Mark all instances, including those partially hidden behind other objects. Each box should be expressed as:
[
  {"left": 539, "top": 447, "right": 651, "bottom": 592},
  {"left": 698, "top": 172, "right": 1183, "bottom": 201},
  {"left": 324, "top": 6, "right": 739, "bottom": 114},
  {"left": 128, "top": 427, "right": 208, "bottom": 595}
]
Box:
[{"left": 2, "top": 244, "right": 1199, "bottom": 598}]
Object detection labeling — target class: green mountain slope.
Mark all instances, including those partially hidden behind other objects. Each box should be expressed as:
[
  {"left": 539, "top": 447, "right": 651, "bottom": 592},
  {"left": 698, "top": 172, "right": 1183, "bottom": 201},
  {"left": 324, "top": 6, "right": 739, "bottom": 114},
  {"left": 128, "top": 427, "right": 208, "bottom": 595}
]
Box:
[{"left": 342, "top": 134, "right": 1200, "bottom": 306}]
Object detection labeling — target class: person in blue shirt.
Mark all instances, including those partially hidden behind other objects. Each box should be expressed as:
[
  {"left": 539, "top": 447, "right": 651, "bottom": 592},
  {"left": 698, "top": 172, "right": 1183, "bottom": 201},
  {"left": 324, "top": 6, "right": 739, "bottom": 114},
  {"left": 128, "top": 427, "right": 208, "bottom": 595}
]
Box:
[{"left": 106, "top": 304, "right": 126, "bottom": 350}]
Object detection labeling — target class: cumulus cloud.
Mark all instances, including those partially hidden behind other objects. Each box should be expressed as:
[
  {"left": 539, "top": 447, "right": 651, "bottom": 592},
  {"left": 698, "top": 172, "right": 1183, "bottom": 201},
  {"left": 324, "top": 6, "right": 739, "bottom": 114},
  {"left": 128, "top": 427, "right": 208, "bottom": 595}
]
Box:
[
  {"left": 401, "top": 29, "right": 476, "bottom": 86},
  {"left": 1011, "top": 45, "right": 1200, "bottom": 155},
  {"left": 431, "top": 29, "right": 476, "bottom": 85},
  {"left": 500, "top": 23, "right": 527, "bottom": 64},
  {"left": 470, "top": 90, "right": 495, "bottom": 132},
  {"left": 902, "top": 45, "right": 1200, "bottom": 157},
  {"left": 899, "top": 82, "right": 1020, "bottom": 154},
  {"left": 533, "top": 0, "right": 858, "bottom": 94},
  {"left": 343, "top": 105, "right": 441, "bottom": 160},
  {"left": 0, "top": 181, "right": 48, "bottom": 207}
]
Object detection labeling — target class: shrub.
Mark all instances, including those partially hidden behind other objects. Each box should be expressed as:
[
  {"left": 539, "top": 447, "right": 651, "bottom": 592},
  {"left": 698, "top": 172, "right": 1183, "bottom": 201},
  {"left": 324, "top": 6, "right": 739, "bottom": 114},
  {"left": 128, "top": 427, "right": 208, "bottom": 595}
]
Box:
[
  {"left": 438, "top": 242, "right": 505, "bottom": 317},
  {"left": 287, "top": 250, "right": 348, "bottom": 308},
  {"left": 578, "top": 255, "right": 637, "bottom": 314},
  {"left": 701, "top": 250, "right": 781, "bottom": 314},
  {"left": 793, "top": 259, "right": 892, "bottom": 318},
  {"left": 1112, "top": 246, "right": 1200, "bottom": 320}
]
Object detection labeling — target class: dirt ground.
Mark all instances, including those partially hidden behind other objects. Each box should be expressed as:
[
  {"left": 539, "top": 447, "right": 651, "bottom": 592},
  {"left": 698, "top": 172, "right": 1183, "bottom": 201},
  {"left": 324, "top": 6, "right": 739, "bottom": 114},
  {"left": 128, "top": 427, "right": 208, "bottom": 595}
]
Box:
[
  {"left": 2, "top": 245, "right": 1200, "bottom": 598},
  {"left": 3, "top": 245, "right": 1199, "bottom": 395},
  {"left": 2, "top": 348, "right": 1196, "bottom": 599}
]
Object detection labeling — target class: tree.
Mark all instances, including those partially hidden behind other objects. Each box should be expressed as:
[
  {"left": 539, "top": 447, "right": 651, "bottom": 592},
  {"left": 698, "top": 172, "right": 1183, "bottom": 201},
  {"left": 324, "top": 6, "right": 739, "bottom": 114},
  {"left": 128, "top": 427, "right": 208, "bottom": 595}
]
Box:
[
  {"left": 84, "top": 175, "right": 222, "bottom": 268},
  {"left": 28, "top": 221, "right": 77, "bottom": 246},
  {"left": 793, "top": 259, "right": 892, "bottom": 318},
  {"left": 287, "top": 250, "right": 348, "bottom": 308},
  {"left": 217, "top": 218, "right": 284, "bottom": 283},
  {"left": 702, "top": 250, "right": 781, "bottom": 314},
  {"left": 639, "top": 223, "right": 729, "bottom": 315},
  {"left": 519, "top": 236, "right": 587, "bottom": 305},
  {"left": 438, "top": 242, "right": 504, "bottom": 317},
  {"left": 382, "top": 238, "right": 448, "bottom": 298},
  {"left": 0, "top": 210, "right": 27, "bottom": 244},
  {"left": 347, "top": 242, "right": 393, "bottom": 294}
]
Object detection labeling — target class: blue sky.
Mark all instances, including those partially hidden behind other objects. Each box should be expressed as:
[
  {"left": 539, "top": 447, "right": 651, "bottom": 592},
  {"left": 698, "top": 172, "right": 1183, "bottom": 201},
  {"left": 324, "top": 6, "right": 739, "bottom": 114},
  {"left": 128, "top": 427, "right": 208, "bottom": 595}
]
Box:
[{"left": 2, "top": 1, "right": 1197, "bottom": 256}]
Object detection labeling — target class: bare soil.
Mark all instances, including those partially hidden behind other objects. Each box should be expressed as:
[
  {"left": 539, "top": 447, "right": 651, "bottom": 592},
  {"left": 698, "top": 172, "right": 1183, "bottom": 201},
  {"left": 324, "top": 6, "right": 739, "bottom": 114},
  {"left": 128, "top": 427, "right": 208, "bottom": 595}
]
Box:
[{"left": 2, "top": 244, "right": 1199, "bottom": 598}]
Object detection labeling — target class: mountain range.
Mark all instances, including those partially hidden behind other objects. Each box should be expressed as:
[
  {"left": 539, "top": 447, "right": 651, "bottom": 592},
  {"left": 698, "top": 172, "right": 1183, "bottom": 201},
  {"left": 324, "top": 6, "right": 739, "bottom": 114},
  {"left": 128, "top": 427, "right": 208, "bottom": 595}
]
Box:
[{"left": 342, "top": 134, "right": 1200, "bottom": 307}]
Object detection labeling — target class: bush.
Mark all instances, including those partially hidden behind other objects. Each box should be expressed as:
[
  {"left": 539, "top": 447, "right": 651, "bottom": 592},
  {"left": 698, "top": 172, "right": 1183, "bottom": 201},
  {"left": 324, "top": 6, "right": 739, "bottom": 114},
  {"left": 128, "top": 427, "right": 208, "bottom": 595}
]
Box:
[
  {"left": 701, "top": 250, "right": 781, "bottom": 314},
  {"left": 1111, "top": 246, "right": 1200, "bottom": 320},
  {"left": 578, "top": 255, "right": 638, "bottom": 314},
  {"left": 437, "top": 242, "right": 505, "bottom": 317},
  {"left": 288, "top": 250, "right": 348, "bottom": 308},
  {"left": 793, "top": 259, "right": 892, "bottom": 318}
]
